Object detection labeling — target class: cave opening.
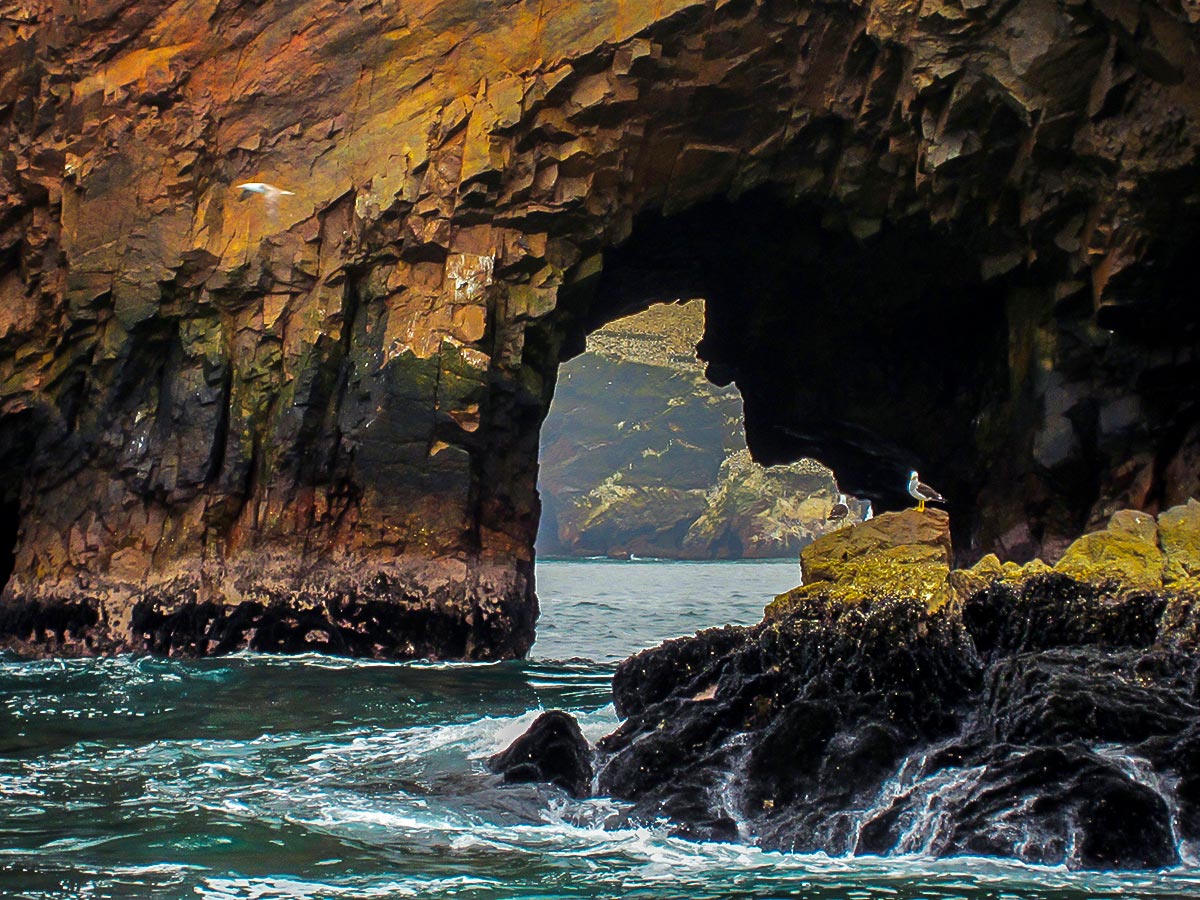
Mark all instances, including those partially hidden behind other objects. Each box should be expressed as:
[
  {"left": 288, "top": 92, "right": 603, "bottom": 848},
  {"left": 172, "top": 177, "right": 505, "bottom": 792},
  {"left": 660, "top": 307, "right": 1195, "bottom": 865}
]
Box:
[
  {"left": 540, "top": 187, "right": 1010, "bottom": 558},
  {"left": 536, "top": 299, "right": 856, "bottom": 560}
]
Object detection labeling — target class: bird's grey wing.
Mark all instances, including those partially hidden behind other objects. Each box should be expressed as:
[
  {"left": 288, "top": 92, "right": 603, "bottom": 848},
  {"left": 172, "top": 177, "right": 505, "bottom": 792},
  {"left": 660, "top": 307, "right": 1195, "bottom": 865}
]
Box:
[{"left": 919, "top": 481, "right": 946, "bottom": 501}]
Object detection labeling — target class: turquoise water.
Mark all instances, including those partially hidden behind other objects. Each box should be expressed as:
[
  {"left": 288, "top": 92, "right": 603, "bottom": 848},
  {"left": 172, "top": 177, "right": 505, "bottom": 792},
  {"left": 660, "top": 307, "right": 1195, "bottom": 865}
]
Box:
[{"left": 3, "top": 560, "right": 1200, "bottom": 899}]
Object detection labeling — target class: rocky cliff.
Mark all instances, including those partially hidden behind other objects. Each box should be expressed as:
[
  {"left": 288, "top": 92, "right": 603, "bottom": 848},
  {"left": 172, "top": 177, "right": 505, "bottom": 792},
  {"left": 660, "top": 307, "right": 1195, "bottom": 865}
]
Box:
[
  {"left": 538, "top": 302, "right": 863, "bottom": 559},
  {"left": 1, "top": 0, "right": 1199, "bottom": 656},
  {"left": 499, "top": 502, "right": 1200, "bottom": 868}
]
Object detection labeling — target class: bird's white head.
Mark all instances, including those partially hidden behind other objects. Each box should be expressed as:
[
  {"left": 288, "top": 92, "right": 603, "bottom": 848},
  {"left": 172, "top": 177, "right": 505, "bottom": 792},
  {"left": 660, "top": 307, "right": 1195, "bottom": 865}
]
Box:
[{"left": 908, "top": 470, "right": 919, "bottom": 484}]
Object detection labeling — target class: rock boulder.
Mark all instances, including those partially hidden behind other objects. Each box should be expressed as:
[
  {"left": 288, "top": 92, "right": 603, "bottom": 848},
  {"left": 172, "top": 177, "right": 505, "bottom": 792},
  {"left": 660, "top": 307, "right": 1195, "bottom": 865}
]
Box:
[
  {"left": 488, "top": 710, "right": 593, "bottom": 799},
  {"left": 768, "top": 509, "right": 953, "bottom": 615}
]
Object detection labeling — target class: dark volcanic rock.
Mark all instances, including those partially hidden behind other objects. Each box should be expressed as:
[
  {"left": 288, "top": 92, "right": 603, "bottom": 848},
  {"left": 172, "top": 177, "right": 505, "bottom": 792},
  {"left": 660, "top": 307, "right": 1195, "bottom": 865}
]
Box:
[
  {"left": 594, "top": 507, "right": 1200, "bottom": 869},
  {"left": 488, "top": 711, "right": 594, "bottom": 799},
  {"left": 963, "top": 574, "right": 1168, "bottom": 656},
  {"left": 0, "top": 561, "right": 537, "bottom": 661},
  {"left": 599, "top": 593, "right": 980, "bottom": 851}
]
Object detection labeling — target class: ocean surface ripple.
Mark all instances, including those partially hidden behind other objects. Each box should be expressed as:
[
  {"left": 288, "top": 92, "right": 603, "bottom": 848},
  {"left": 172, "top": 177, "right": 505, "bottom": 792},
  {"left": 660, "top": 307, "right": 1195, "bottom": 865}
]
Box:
[{"left": 2, "top": 560, "right": 1198, "bottom": 899}]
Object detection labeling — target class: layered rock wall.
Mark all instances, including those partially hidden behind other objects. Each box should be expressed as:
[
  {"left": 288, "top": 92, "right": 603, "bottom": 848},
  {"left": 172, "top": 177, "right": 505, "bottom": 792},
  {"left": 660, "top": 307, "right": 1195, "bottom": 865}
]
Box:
[{"left": 1, "top": 0, "right": 1199, "bottom": 655}]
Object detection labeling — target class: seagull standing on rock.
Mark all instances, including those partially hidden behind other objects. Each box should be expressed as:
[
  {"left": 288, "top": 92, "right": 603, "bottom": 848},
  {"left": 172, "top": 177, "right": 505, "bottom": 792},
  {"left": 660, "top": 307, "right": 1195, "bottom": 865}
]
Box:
[
  {"left": 907, "top": 470, "right": 946, "bottom": 512},
  {"left": 234, "top": 181, "right": 294, "bottom": 217}
]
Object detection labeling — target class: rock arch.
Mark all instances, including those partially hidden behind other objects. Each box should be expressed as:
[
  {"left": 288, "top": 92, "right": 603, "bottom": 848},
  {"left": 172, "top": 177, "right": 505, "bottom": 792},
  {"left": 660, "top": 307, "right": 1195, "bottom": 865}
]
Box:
[{"left": 0, "top": 0, "right": 1197, "bottom": 656}]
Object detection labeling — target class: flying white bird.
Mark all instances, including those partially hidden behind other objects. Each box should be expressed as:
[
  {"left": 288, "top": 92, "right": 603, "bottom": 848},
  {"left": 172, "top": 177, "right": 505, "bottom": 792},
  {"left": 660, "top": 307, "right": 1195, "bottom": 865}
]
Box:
[
  {"left": 907, "top": 470, "right": 946, "bottom": 512},
  {"left": 234, "top": 182, "right": 294, "bottom": 217}
]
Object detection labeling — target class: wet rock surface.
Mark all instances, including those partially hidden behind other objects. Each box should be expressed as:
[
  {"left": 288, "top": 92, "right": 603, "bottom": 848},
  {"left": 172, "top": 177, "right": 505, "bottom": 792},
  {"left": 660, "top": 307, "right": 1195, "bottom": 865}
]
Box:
[
  {"left": 0, "top": 557, "right": 537, "bottom": 660},
  {"left": 2, "top": 0, "right": 1200, "bottom": 656},
  {"left": 488, "top": 710, "right": 593, "bottom": 799},
  {"left": 591, "top": 505, "right": 1200, "bottom": 869}
]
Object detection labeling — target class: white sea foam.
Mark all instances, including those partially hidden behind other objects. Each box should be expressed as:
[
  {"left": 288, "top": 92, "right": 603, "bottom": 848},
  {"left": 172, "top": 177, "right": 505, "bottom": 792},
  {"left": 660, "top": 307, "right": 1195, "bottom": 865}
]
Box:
[{"left": 6, "top": 562, "right": 1200, "bottom": 899}]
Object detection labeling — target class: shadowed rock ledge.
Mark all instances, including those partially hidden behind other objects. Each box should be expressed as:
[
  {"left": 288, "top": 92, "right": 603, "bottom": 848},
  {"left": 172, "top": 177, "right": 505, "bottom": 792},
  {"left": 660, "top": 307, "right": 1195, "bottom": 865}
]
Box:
[
  {"left": 0, "top": 555, "right": 534, "bottom": 658},
  {"left": 2, "top": 0, "right": 1200, "bottom": 656},
  {"left": 501, "top": 502, "right": 1200, "bottom": 868}
]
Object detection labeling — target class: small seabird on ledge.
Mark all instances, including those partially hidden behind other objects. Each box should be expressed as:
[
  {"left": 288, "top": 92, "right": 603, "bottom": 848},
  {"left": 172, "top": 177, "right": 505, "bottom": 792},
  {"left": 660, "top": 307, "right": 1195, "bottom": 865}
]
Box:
[
  {"left": 907, "top": 470, "right": 946, "bottom": 512},
  {"left": 827, "top": 493, "right": 849, "bottom": 522},
  {"left": 234, "top": 181, "right": 294, "bottom": 217}
]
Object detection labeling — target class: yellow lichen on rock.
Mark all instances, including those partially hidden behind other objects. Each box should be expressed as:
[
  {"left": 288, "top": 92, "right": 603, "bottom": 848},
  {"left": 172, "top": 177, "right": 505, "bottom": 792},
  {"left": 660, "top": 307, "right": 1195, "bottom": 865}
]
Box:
[
  {"left": 765, "top": 500, "right": 1200, "bottom": 624},
  {"left": 969, "top": 553, "right": 1004, "bottom": 578},
  {"left": 766, "top": 509, "right": 952, "bottom": 617},
  {"left": 1053, "top": 508, "right": 1165, "bottom": 589},
  {"left": 969, "top": 552, "right": 1051, "bottom": 583},
  {"left": 1159, "top": 499, "right": 1200, "bottom": 586}
]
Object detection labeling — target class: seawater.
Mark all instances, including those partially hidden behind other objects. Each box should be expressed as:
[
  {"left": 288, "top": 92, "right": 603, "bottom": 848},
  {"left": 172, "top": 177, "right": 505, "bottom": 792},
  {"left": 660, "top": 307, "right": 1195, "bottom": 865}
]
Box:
[{"left": 2, "top": 559, "right": 1199, "bottom": 899}]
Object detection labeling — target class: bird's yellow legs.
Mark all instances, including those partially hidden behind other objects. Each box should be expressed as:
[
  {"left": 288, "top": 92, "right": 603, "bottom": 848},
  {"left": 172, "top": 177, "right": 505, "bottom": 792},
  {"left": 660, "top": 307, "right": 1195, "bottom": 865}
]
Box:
[{"left": 917, "top": 499, "right": 926, "bottom": 512}]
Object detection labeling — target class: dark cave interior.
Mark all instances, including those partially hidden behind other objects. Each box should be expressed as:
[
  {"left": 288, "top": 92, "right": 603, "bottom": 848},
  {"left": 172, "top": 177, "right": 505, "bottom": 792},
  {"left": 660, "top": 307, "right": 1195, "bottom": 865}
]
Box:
[
  {"left": 563, "top": 189, "right": 1011, "bottom": 554},
  {"left": 0, "top": 497, "right": 20, "bottom": 597}
]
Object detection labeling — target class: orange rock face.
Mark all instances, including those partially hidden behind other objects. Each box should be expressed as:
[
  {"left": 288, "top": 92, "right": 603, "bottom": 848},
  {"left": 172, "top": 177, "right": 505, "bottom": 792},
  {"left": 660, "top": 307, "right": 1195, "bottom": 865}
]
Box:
[{"left": 1, "top": 0, "right": 1198, "bottom": 656}]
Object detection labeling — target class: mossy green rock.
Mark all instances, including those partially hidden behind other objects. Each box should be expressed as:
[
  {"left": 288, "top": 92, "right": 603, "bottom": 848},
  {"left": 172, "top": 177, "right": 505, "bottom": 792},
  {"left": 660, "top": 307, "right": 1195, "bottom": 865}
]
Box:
[
  {"left": 1053, "top": 508, "right": 1165, "bottom": 589},
  {"left": 970, "top": 553, "right": 1051, "bottom": 583},
  {"left": 767, "top": 509, "right": 951, "bottom": 616},
  {"left": 970, "top": 553, "right": 1004, "bottom": 578}
]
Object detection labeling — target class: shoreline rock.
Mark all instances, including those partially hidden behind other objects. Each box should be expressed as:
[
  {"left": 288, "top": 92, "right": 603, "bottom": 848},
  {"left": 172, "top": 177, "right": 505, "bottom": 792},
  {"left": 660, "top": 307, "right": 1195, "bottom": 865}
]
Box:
[
  {"left": 0, "top": 555, "right": 536, "bottom": 660},
  {"left": 500, "top": 500, "right": 1200, "bottom": 869},
  {"left": 487, "top": 710, "right": 594, "bottom": 799}
]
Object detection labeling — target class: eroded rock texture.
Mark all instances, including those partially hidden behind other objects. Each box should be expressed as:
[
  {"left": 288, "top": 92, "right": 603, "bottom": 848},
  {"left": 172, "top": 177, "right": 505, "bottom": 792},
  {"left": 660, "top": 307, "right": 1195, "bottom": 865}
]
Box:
[
  {"left": 1, "top": 0, "right": 1199, "bottom": 655},
  {"left": 593, "top": 505, "right": 1200, "bottom": 868}
]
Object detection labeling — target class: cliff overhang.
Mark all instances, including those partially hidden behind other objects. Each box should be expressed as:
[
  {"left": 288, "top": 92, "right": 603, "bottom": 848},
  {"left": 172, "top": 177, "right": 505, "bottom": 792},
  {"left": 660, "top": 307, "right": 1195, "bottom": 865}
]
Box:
[{"left": 1, "top": 0, "right": 1198, "bottom": 656}]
